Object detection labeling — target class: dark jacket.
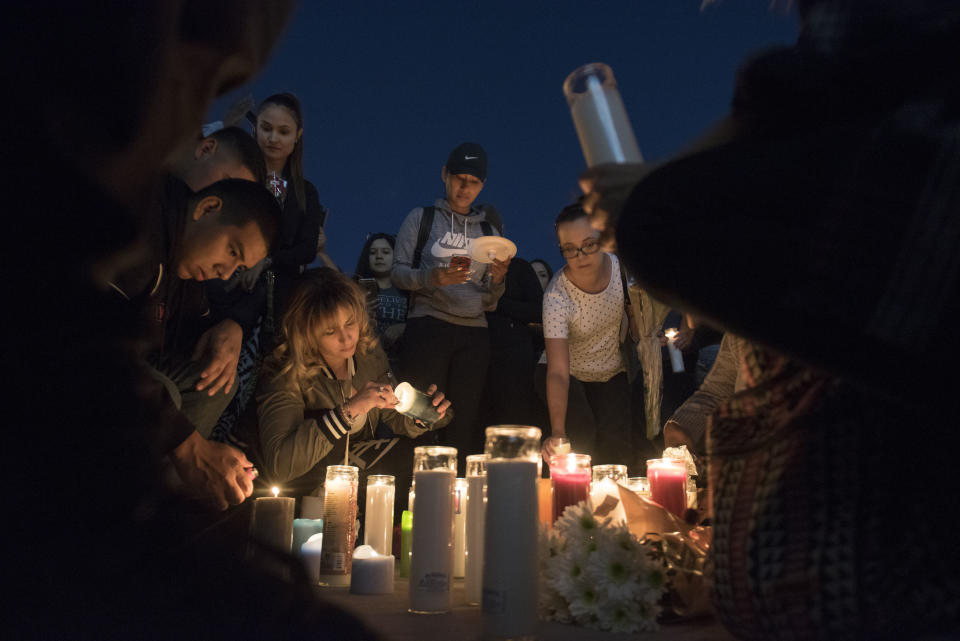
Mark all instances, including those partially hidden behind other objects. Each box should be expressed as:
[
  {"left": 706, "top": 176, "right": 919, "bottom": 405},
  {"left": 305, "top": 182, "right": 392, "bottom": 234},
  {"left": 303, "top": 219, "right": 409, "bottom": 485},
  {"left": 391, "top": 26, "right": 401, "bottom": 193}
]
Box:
[
  {"left": 254, "top": 344, "right": 450, "bottom": 492},
  {"left": 270, "top": 176, "right": 323, "bottom": 325},
  {"left": 110, "top": 175, "right": 212, "bottom": 362}
]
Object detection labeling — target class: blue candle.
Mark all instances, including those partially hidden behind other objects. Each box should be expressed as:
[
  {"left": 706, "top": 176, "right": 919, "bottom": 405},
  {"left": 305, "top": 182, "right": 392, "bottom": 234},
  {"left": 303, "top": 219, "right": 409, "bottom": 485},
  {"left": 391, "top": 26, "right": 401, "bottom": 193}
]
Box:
[{"left": 293, "top": 518, "right": 324, "bottom": 556}]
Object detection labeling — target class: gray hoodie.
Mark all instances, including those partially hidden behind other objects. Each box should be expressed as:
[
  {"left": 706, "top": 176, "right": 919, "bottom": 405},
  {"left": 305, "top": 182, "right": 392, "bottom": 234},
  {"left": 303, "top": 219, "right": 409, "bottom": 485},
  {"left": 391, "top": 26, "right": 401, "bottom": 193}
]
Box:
[{"left": 392, "top": 198, "right": 506, "bottom": 327}]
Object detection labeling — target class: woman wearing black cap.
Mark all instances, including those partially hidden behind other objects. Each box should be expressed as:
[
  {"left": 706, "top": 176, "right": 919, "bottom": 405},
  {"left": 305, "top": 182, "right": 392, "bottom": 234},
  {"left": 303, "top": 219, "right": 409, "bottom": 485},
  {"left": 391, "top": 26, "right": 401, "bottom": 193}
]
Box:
[{"left": 390, "top": 142, "right": 511, "bottom": 469}]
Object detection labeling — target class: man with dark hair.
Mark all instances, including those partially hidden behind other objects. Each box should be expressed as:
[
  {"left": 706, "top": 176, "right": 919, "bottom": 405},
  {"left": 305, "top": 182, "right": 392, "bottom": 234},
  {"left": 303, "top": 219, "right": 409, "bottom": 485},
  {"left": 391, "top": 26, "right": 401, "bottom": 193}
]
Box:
[
  {"left": 111, "top": 178, "right": 279, "bottom": 451},
  {"left": 173, "top": 126, "right": 267, "bottom": 190}
]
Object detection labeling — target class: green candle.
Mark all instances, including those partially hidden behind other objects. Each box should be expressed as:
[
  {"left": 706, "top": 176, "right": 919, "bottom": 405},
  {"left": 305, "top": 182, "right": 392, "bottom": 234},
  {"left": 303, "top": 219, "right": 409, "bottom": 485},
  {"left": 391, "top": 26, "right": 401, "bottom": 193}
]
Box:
[{"left": 399, "top": 510, "right": 413, "bottom": 578}]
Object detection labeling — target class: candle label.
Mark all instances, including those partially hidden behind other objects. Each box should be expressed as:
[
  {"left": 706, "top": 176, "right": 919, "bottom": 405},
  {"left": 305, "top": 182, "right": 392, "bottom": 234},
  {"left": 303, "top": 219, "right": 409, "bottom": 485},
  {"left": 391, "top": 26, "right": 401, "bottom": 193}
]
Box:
[
  {"left": 327, "top": 552, "right": 346, "bottom": 571},
  {"left": 417, "top": 572, "right": 449, "bottom": 592}
]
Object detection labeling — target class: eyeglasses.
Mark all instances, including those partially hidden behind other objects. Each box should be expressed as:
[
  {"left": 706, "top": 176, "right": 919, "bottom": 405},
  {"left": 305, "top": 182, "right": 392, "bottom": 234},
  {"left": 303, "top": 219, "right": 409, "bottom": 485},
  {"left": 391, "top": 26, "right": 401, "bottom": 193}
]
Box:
[{"left": 559, "top": 238, "right": 601, "bottom": 259}]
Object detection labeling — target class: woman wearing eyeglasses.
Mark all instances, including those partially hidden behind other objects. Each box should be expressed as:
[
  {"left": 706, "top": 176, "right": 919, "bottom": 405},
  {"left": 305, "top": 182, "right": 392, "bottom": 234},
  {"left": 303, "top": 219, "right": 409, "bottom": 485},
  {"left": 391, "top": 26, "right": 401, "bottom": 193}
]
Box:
[{"left": 539, "top": 203, "right": 632, "bottom": 468}]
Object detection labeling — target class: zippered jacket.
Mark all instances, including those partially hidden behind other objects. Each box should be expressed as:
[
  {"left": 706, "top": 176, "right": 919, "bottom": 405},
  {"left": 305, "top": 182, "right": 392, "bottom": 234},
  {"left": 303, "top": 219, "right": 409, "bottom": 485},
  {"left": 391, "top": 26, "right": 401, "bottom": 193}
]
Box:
[{"left": 391, "top": 198, "right": 505, "bottom": 327}]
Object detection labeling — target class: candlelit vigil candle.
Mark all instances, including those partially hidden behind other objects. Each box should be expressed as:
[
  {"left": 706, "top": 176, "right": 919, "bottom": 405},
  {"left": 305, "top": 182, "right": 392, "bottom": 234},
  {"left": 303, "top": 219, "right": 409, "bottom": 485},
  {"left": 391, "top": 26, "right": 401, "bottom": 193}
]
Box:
[
  {"left": 350, "top": 545, "right": 394, "bottom": 595},
  {"left": 364, "top": 475, "right": 395, "bottom": 557},
  {"left": 300, "top": 533, "right": 324, "bottom": 583},
  {"left": 664, "top": 328, "right": 685, "bottom": 373},
  {"left": 589, "top": 477, "right": 627, "bottom": 525},
  {"left": 399, "top": 510, "right": 413, "bottom": 578},
  {"left": 409, "top": 446, "right": 457, "bottom": 615},
  {"left": 483, "top": 427, "right": 541, "bottom": 641},
  {"left": 549, "top": 453, "right": 591, "bottom": 525},
  {"left": 646, "top": 458, "right": 687, "bottom": 517},
  {"left": 464, "top": 454, "right": 488, "bottom": 605},
  {"left": 292, "top": 518, "right": 324, "bottom": 557},
  {"left": 248, "top": 486, "right": 295, "bottom": 554},
  {"left": 453, "top": 478, "right": 467, "bottom": 578},
  {"left": 319, "top": 466, "right": 359, "bottom": 587}
]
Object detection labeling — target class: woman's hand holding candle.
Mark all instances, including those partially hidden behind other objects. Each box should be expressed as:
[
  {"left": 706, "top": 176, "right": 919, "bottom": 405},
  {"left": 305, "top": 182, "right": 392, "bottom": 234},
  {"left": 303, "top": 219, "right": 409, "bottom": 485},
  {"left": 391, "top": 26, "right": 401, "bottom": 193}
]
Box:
[
  {"left": 422, "top": 384, "right": 450, "bottom": 420},
  {"left": 541, "top": 435, "right": 571, "bottom": 463},
  {"left": 347, "top": 381, "right": 399, "bottom": 415}
]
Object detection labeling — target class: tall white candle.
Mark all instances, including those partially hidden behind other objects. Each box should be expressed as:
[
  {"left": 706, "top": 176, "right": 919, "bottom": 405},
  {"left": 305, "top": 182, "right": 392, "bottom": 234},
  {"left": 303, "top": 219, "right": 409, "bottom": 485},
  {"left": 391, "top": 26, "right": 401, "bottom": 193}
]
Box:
[
  {"left": 319, "top": 466, "right": 358, "bottom": 587},
  {"left": 464, "top": 455, "right": 488, "bottom": 605},
  {"left": 483, "top": 427, "right": 541, "bottom": 640},
  {"left": 409, "top": 467, "right": 455, "bottom": 613},
  {"left": 453, "top": 478, "right": 468, "bottom": 578},
  {"left": 484, "top": 460, "right": 539, "bottom": 638},
  {"left": 364, "top": 475, "right": 395, "bottom": 557}
]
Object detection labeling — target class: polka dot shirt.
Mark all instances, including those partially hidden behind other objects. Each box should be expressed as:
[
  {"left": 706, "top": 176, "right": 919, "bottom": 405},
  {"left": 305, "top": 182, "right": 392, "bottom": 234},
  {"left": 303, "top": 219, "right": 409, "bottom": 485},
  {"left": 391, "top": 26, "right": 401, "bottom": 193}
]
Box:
[{"left": 542, "top": 253, "right": 626, "bottom": 382}]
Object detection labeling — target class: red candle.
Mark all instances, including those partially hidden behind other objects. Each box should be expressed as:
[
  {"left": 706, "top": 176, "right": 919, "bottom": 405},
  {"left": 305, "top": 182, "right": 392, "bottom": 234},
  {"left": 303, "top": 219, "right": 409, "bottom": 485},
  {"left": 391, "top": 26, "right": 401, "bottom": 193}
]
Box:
[
  {"left": 549, "top": 453, "right": 592, "bottom": 524},
  {"left": 646, "top": 458, "right": 687, "bottom": 517}
]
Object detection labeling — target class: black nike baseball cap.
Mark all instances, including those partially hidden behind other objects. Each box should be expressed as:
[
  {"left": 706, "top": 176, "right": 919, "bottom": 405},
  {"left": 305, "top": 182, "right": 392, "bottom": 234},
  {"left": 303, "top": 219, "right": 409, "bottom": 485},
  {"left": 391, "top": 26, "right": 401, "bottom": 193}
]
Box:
[{"left": 445, "top": 142, "right": 487, "bottom": 181}]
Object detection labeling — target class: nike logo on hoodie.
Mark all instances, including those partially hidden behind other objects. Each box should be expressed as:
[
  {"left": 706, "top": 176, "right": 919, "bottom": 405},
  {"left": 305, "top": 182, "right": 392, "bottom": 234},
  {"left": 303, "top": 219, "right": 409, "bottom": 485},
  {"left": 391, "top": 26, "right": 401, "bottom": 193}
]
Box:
[{"left": 431, "top": 231, "right": 472, "bottom": 258}]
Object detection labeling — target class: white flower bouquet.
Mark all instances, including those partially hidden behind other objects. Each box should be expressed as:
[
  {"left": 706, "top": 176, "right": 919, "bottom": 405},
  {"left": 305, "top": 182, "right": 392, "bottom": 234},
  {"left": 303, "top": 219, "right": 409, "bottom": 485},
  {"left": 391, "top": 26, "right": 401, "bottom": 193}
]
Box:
[{"left": 539, "top": 501, "right": 669, "bottom": 633}]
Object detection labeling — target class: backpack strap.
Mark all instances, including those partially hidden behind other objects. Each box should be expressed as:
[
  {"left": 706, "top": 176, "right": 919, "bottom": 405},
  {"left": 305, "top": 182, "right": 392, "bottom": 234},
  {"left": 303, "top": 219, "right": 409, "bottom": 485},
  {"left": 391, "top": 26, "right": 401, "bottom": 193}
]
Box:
[
  {"left": 412, "top": 206, "right": 435, "bottom": 269},
  {"left": 479, "top": 220, "right": 494, "bottom": 237}
]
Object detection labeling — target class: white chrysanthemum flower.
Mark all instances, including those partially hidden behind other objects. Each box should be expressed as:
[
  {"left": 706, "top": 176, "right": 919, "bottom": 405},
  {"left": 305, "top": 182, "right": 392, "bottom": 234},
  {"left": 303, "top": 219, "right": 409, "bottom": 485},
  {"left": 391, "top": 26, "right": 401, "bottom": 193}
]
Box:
[
  {"left": 584, "top": 549, "right": 641, "bottom": 601},
  {"left": 539, "top": 500, "right": 667, "bottom": 632},
  {"left": 567, "top": 582, "right": 602, "bottom": 623},
  {"left": 552, "top": 501, "right": 600, "bottom": 541}
]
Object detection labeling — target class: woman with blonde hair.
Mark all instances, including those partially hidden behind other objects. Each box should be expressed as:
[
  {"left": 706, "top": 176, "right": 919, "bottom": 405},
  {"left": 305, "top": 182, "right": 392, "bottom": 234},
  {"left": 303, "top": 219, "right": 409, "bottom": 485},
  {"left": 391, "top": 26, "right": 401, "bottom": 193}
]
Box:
[{"left": 255, "top": 268, "right": 451, "bottom": 491}]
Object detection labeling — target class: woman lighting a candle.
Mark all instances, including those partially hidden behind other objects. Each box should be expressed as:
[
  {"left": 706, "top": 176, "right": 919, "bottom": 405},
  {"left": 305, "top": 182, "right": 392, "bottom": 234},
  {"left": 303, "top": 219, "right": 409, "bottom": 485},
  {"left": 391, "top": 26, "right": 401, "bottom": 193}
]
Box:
[
  {"left": 254, "top": 268, "right": 452, "bottom": 494},
  {"left": 539, "top": 203, "right": 632, "bottom": 467}
]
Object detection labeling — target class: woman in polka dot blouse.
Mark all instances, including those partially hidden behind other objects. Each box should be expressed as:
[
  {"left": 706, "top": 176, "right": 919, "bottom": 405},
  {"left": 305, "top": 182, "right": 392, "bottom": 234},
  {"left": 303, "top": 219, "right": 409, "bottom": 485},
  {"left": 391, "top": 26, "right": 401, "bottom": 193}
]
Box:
[{"left": 539, "top": 204, "right": 632, "bottom": 467}]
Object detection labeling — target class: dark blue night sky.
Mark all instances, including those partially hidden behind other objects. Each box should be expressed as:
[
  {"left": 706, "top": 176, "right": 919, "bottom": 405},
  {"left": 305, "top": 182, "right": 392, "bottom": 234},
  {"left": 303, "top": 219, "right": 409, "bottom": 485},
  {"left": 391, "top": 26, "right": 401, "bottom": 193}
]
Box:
[{"left": 211, "top": 2, "right": 797, "bottom": 273}]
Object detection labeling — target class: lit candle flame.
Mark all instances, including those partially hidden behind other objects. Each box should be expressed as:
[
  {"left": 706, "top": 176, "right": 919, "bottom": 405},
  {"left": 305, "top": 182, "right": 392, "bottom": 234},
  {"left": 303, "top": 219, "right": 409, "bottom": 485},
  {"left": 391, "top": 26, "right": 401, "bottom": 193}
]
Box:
[
  {"left": 271, "top": 486, "right": 280, "bottom": 498},
  {"left": 664, "top": 328, "right": 678, "bottom": 340}
]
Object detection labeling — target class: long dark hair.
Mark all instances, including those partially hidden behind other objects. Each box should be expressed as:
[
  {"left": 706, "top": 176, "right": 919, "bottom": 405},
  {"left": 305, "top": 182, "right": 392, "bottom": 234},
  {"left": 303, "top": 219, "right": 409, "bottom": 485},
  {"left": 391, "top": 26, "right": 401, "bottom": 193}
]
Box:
[
  {"left": 530, "top": 258, "right": 554, "bottom": 283},
  {"left": 354, "top": 233, "right": 396, "bottom": 279},
  {"left": 258, "top": 93, "right": 306, "bottom": 211}
]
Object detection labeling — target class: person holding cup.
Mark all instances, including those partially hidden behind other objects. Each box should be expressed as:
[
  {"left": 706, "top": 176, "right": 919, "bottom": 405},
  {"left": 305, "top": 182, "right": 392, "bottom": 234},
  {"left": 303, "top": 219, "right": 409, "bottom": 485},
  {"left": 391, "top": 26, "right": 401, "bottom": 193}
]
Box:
[
  {"left": 254, "top": 268, "right": 452, "bottom": 494},
  {"left": 391, "top": 143, "right": 510, "bottom": 469}
]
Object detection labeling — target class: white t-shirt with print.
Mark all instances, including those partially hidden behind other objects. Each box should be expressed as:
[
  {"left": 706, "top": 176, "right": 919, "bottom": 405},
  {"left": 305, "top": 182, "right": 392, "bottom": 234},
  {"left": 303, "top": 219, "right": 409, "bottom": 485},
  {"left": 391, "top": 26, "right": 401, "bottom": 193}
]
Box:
[{"left": 542, "top": 253, "right": 625, "bottom": 383}]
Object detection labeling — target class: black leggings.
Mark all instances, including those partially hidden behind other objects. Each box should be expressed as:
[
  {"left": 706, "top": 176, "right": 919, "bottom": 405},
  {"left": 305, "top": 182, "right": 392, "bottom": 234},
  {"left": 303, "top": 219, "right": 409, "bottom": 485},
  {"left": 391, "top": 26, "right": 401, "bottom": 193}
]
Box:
[
  {"left": 536, "top": 365, "right": 633, "bottom": 469},
  {"left": 397, "top": 316, "right": 491, "bottom": 470}
]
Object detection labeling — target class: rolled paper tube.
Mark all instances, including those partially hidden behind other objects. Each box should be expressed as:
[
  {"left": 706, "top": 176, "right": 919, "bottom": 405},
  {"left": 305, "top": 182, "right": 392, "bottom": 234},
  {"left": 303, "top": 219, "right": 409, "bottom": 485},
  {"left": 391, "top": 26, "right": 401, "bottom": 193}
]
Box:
[
  {"left": 394, "top": 382, "right": 441, "bottom": 427},
  {"left": 350, "top": 545, "right": 395, "bottom": 595},
  {"left": 564, "top": 63, "right": 643, "bottom": 167}
]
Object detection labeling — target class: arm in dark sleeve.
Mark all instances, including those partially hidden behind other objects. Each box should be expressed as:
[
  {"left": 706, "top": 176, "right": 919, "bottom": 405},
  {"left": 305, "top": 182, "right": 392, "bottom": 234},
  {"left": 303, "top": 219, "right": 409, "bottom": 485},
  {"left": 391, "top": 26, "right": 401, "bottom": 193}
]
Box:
[
  {"left": 271, "top": 181, "right": 322, "bottom": 269},
  {"left": 142, "top": 363, "right": 202, "bottom": 454},
  {"left": 256, "top": 367, "right": 337, "bottom": 483},
  {"left": 495, "top": 259, "right": 544, "bottom": 324},
  {"left": 665, "top": 333, "right": 738, "bottom": 446}
]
